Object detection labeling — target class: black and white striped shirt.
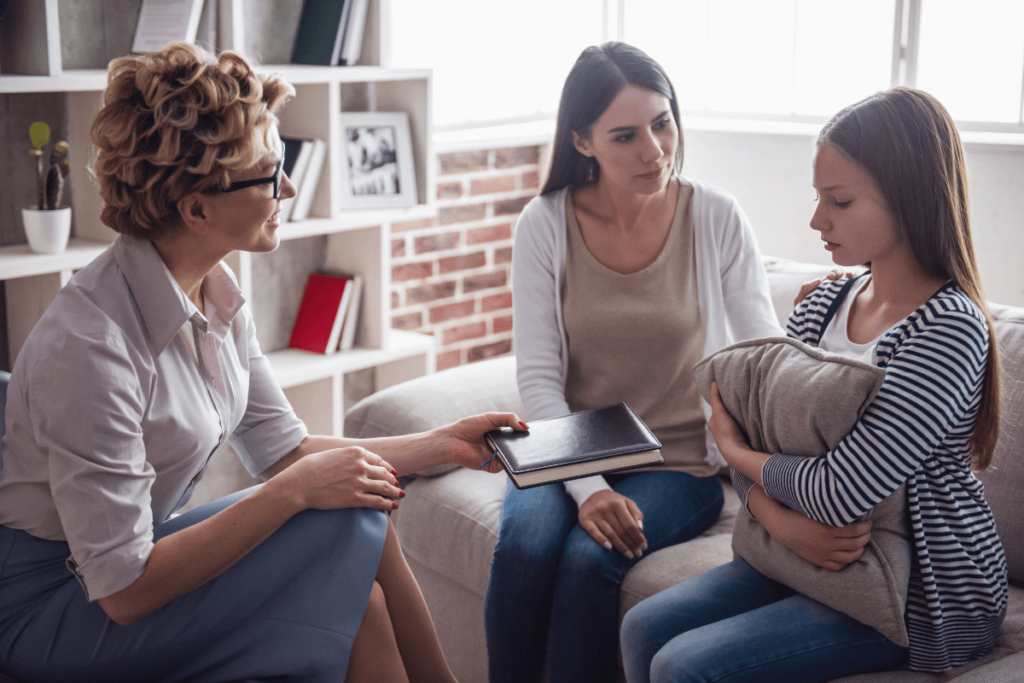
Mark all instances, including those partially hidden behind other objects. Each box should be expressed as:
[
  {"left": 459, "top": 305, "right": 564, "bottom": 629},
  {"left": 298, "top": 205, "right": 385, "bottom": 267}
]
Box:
[{"left": 761, "top": 278, "right": 1008, "bottom": 672}]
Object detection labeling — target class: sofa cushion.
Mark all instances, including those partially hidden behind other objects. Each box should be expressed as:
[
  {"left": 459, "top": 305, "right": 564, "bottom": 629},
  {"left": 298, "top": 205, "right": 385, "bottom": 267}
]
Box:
[
  {"left": 978, "top": 304, "right": 1024, "bottom": 585},
  {"left": 831, "top": 585, "right": 1024, "bottom": 683},
  {"left": 345, "top": 355, "right": 523, "bottom": 476}
]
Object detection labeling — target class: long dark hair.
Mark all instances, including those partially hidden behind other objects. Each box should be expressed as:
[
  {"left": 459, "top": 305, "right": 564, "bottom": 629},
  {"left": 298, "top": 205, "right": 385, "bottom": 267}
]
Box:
[
  {"left": 541, "top": 42, "right": 684, "bottom": 195},
  {"left": 819, "top": 86, "right": 1000, "bottom": 470}
]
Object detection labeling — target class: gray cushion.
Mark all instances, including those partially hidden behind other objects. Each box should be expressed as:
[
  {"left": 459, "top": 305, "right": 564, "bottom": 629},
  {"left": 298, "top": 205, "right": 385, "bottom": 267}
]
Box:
[
  {"left": 978, "top": 304, "right": 1024, "bottom": 585},
  {"left": 692, "top": 336, "right": 912, "bottom": 647},
  {"left": 692, "top": 336, "right": 886, "bottom": 455},
  {"left": 344, "top": 355, "right": 523, "bottom": 477}
]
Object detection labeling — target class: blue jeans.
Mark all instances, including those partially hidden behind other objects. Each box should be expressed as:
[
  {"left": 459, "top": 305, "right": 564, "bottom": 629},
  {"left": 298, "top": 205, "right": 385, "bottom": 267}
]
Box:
[
  {"left": 484, "top": 471, "right": 724, "bottom": 683},
  {"left": 620, "top": 558, "right": 909, "bottom": 683}
]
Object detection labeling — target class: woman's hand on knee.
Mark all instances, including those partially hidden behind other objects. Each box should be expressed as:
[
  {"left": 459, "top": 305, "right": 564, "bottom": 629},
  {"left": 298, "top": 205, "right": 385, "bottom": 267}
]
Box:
[
  {"left": 578, "top": 490, "right": 647, "bottom": 559},
  {"left": 274, "top": 446, "right": 404, "bottom": 513}
]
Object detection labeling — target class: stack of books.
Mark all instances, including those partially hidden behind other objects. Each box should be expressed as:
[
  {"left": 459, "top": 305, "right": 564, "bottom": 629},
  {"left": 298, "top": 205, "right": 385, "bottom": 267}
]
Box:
[
  {"left": 279, "top": 136, "right": 327, "bottom": 223},
  {"left": 291, "top": 0, "right": 370, "bottom": 66},
  {"left": 288, "top": 271, "right": 364, "bottom": 354}
]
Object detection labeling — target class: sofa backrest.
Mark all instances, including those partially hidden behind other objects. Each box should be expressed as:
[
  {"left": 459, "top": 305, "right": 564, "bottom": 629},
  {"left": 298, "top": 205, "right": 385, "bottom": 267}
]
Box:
[{"left": 978, "top": 305, "right": 1024, "bottom": 585}]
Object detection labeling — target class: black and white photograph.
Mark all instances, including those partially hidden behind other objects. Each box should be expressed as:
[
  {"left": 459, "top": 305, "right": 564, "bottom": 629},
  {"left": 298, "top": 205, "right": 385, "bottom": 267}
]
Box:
[
  {"left": 346, "top": 125, "right": 400, "bottom": 195},
  {"left": 338, "top": 112, "right": 417, "bottom": 209}
]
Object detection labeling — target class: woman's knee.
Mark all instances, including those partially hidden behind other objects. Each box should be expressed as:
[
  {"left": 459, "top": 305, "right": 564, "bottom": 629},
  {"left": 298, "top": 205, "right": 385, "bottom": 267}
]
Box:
[
  {"left": 493, "top": 489, "right": 573, "bottom": 568},
  {"left": 559, "top": 524, "right": 624, "bottom": 580}
]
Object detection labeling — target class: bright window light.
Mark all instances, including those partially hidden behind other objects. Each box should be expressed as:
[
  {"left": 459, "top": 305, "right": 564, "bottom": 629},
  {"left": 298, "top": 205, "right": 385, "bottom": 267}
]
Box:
[
  {"left": 705, "top": 0, "right": 797, "bottom": 114},
  {"left": 390, "top": 0, "right": 603, "bottom": 127},
  {"left": 623, "top": 0, "right": 711, "bottom": 111},
  {"left": 792, "top": 0, "right": 894, "bottom": 116},
  {"left": 916, "top": 0, "right": 1024, "bottom": 123},
  {"left": 390, "top": 0, "right": 1023, "bottom": 130}
]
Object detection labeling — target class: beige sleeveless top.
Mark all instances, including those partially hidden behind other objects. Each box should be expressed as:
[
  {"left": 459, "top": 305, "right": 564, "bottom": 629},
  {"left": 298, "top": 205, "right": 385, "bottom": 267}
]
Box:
[{"left": 562, "top": 179, "right": 715, "bottom": 477}]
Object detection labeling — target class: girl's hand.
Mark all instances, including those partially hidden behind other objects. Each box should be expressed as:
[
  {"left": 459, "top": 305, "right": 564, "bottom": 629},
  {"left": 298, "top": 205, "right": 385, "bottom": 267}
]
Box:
[
  {"left": 275, "top": 446, "right": 403, "bottom": 514},
  {"left": 707, "top": 382, "right": 748, "bottom": 463},
  {"left": 578, "top": 490, "right": 647, "bottom": 559},
  {"left": 793, "top": 269, "right": 859, "bottom": 307},
  {"left": 749, "top": 487, "right": 871, "bottom": 571},
  {"left": 439, "top": 412, "right": 529, "bottom": 473}
]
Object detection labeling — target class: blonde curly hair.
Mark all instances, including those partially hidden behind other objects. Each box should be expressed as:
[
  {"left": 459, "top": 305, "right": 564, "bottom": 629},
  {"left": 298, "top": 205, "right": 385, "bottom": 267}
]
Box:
[{"left": 90, "top": 42, "right": 295, "bottom": 240}]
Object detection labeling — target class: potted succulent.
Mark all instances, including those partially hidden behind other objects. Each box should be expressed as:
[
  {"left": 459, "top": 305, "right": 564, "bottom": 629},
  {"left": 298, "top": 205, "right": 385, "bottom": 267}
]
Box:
[{"left": 23, "top": 121, "right": 72, "bottom": 254}]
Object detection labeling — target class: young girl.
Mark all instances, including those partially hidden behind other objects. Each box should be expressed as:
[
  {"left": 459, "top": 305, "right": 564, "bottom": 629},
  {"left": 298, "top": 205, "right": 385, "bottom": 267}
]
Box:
[
  {"left": 486, "top": 42, "right": 781, "bottom": 683},
  {"left": 620, "top": 87, "right": 1008, "bottom": 683}
]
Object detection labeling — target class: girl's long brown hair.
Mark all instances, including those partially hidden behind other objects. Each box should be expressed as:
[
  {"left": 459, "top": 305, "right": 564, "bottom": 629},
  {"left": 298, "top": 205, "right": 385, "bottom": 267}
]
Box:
[{"left": 819, "top": 87, "right": 1000, "bottom": 471}]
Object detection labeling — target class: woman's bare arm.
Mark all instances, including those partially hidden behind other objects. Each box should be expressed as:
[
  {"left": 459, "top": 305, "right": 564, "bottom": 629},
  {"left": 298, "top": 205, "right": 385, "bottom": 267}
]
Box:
[{"left": 262, "top": 412, "right": 526, "bottom": 480}]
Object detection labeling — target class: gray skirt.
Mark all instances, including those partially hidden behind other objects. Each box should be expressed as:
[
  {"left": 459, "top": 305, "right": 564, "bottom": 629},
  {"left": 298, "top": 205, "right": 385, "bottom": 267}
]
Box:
[{"left": 0, "top": 487, "right": 388, "bottom": 682}]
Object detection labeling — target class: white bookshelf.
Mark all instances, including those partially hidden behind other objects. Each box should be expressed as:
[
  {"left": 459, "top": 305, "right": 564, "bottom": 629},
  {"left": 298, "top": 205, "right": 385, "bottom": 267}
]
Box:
[{"left": 0, "top": 0, "right": 436, "bottom": 436}]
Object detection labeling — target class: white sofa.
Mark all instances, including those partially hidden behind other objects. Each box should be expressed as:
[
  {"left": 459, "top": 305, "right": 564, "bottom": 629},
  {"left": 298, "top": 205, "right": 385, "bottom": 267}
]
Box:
[{"left": 344, "top": 256, "right": 1024, "bottom": 683}]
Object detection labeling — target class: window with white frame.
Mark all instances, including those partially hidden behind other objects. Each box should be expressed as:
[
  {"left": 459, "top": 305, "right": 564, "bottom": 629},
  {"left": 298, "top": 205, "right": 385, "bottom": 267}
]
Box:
[{"left": 389, "top": 0, "right": 1024, "bottom": 132}]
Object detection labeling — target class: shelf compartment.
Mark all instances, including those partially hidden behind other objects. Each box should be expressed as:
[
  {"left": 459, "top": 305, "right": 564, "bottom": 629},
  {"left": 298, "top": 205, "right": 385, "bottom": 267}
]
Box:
[
  {"left": 278, "top": 204, "right": 436, "bottom": 241},
  {"left": 267, "top": 329, "right": 434, "bottom": 389},
  {"left": 0, "top": 238, "right": 111, "bottom": 280}
]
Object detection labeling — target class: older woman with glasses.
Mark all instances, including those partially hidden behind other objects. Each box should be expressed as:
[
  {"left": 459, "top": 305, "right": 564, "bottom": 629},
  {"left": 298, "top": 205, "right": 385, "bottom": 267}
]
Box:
[{"left": 0, "top": 43, "right": 523, "bottom": 683}]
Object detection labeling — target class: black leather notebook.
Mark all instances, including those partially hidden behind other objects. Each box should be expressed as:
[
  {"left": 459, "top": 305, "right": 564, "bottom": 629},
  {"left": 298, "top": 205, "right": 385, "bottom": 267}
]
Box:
[{"left": 484, "top": 402, "right": 663, "bottom": 489}]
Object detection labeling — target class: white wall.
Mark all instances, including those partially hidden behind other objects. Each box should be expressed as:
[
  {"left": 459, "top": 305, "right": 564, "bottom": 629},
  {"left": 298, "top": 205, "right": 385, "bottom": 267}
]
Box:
[{"left": 683, "top": 129, "right": 1024, "bottom": 307}]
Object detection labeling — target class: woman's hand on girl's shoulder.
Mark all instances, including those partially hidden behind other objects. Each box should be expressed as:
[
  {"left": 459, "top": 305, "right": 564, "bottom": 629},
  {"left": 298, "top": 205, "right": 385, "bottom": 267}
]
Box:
[
  {"left": 793, "top": 269, "right": 858, "bottom": 308},
  {"left": 269, "top": 446, "right": 404, "bottom": 514},
  {"left": 439, "top": 412, "right": 529, "bottom": 473}
]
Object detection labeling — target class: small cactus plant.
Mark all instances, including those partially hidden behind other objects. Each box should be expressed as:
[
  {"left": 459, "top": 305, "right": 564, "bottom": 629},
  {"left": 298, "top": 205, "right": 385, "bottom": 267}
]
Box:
[{"left": 29, "top": 122, "right": 70, "bottom": 210}]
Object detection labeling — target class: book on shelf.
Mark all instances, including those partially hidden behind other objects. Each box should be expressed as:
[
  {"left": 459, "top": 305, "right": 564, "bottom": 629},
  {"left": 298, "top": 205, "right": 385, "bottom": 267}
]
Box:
[
  {"left": 290, "top": 138, "right": 327, "bottom": 222},
  {"left": 338, "top": 273, "right": 363, "bottom": 351},
  {"left": 339, "top": 0, "right": 370, "bottom": 66},
  {"left": 278, "top": 136, "right": 315, "bottom": 223},
  {"left": 288, "top": 272, "right": 354, "bottom": 354},
  {"left": 291, "top": 0, "right": 347, "bottom": 66},
  {"left": 485, "top": 403, "right": 664, "bottom": 489},
  {"left": 132, "top": 0, "right": 205, "bottom": 53},
  {"left": 290, "top": 0, "right": 368, "bottom": 66}
]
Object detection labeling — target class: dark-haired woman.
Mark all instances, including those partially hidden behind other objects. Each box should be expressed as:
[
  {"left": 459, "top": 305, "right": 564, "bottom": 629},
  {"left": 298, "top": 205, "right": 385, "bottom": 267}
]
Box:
[
  {"left": 0, "top": 43, "right": 525, "bottom": 683},
  {"left": 620, "top": 87, "right": 1008, "bottom": 683},
  {"left": 483, "top": 42, "right": 782, "bottom": 683}
]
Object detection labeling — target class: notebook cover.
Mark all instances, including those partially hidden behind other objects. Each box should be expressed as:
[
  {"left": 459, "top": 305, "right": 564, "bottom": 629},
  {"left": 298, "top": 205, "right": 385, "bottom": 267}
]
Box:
[
  {"left": 287, "top": 273, "right": 350, "bottom": 354},
  {"left": 485, "top": 402, "right": 662, "bottom": 475}
]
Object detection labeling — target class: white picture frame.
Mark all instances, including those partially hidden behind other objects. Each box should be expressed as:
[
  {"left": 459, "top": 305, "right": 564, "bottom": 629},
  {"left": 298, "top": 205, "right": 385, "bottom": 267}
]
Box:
[
  {"left": 132, "top": 0, "right": 205, "bottom": 53},
  {"left": 338, "top": 112, "right": 417, "bottom": 209}
]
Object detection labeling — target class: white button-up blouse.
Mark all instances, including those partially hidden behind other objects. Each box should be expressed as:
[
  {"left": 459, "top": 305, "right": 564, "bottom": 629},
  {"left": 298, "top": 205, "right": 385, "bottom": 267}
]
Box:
[{"left": 0, "top": 235, "right": 308, "bottom": 601}]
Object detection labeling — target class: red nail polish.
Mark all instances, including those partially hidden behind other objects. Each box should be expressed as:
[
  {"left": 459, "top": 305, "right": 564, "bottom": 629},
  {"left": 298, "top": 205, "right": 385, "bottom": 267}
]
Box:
[
  {"left": 399, "top": 490, "right": 406, "bottom": 498},
  {"left": 392, "top": 502, "right": 399, "bottom": 509},
  {"left": 391, "top": 470, "right": 398, "bottom": 477},
  {"left": 519, "top": 421, "right": 528, "bottom": 429}
]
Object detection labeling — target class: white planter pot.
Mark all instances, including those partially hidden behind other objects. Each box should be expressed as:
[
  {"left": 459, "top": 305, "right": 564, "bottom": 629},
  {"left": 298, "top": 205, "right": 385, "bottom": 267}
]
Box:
[{"left": 22, "top": 206, "right": 72, "bottom": 254}]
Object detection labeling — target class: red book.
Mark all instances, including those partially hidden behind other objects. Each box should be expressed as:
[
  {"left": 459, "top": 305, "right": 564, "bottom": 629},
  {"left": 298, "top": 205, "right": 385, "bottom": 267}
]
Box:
[{"left": 288, "top": 272, "right": 352, "bottom": 354}]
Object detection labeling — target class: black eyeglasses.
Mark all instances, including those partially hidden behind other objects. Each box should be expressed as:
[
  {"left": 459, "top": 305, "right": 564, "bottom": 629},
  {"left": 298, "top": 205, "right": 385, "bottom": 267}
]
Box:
[{"left": 218, "top": 152, "right": 285, "bottom": 199}]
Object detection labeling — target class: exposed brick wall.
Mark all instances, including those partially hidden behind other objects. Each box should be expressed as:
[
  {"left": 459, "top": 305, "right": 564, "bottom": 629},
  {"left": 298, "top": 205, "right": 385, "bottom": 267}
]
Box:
[{"left": 390, "top": 145, "right": 543, "bottom": 372}]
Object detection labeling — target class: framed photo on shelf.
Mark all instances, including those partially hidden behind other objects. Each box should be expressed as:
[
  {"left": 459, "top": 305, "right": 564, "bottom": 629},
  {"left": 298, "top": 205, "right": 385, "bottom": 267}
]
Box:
[{"left": 339, "top": 112, "right": 417, "bottom": 209}]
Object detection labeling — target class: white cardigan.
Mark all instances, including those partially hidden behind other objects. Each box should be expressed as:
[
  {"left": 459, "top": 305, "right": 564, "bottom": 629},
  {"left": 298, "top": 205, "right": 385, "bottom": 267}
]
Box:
[{"left": 511, "top": 178, "right": 783, "bottom": 505}]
